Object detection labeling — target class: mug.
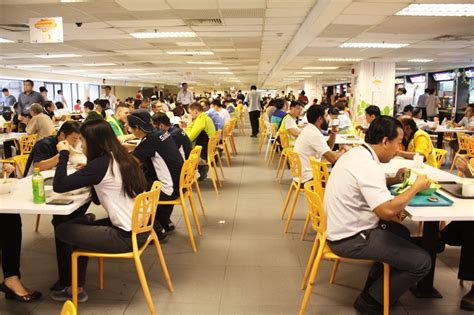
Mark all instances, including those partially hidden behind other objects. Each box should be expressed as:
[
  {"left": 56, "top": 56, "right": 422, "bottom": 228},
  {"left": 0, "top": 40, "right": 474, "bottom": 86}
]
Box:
[{"left": 461, "top": 179, "right": 474, "bottom": 197}]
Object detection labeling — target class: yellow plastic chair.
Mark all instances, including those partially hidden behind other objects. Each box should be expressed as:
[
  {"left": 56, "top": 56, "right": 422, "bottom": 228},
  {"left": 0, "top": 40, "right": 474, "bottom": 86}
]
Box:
[
  {"left": 206, "top": 135, "right": 222, "bottom": 194},
  {"left": 189, "top": 146, "right": 206, "bottom": 216},
  {"left": 213, "top": 130, "right": 225, "bottom": 178},
  {"left": 158, "top": 156, "right": 203, "bottom": 252},
  {"left": 71, "top": 182, "right": 174, "bottom": 313},
  {"left": 267, "top": 124, "right": 279, "bottom": 165},
  {"left": 258, "top": 116, "right": 267, "bottom": 153},
  {"left": 450, "top": 134, "right": 473, "bottom": 173},
  {"left": 60, "top": 300, "right": 77, "bottom": 315},
  {"left": 299, "top": 183, "right": 390, "bottom": 315},
  {"left": 301, "top": 157, "right": 330, "bottom": 241},
  {"left": 280, "top": 150, "right": 304, "bottom": 232},
  {"left": 434, "top": 148, "right": 447, "bottom": 169},
  {"left": 229, "top": 118, "right": 238, "bottom": 155},
  {"left": 236, "top": 105, "right": 245, "bottom": 135},
  {"left": 222, "top": 122, "right": 234, "bottom": 166},
  {"left": 17, "top": 134, "right": 37, "bottom": 155},
  {"left": 276, "top": 130, "right": 291, "bottom": 184}
]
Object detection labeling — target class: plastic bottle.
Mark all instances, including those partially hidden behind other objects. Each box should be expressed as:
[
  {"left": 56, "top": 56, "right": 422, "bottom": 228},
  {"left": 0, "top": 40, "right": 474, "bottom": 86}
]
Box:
[
  {"left": 32, "top": 167, "right": 45, "bottom": 204},
  {"left": 442, "top": 117, "right": 447, "bottom": 126}
]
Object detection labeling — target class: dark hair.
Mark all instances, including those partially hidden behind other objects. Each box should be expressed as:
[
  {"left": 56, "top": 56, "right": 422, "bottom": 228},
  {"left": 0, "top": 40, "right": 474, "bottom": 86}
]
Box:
[
  {"left": 250, "top": 85, "right": 257, "bottom": 90},
  {"left": 289, "top": 101, "right": 302, "bottom": 109},
  {"left": 365, "top": 116, "right": 403, "bottom": 144},
  {"left": 2, "top": 88, "right": 8, "bottom": 92},
  {"left": 182, "top": 82, "right": 187, "bottom": 86},
  {"left": 466, "top": 104, "right": 474, "bottom": 110},
  {"left": 93, "top": 98, "right": 99, "bottom": 105},
  {"left": 412, "top": 107, "right": 422, "bottom": 117},
  {"left": 401, "top": 88, "right": 407, "bottom": 94},
  {"left": 365, "top": 105, "right": 381, "bottom": 117},
  {"left": 306, "top": 105, "right": 325, "bottom": 124},
  {"left": 55, "top": 101, "right": 64, "bottom": 109},
  {"left": 58, "top": 121, "right": 80, "bottom": 137},
  {"left": 76, "top": 99, "right": 81, "bottom": 103},
  {"left": 328, "top": 106, "right": 340, "bottom": 115},
  {"left": 172, "top": 106, "right": 185, "bottom": 117},
  {"left": 274, "top": 98, "right": 285, "bottom": 110},
  {"left": 133, "top": 99, "right": 142, "bottom": 109},
  {"left": 424, "top": 88, "right": 430, "bottom": 93},
  {"left": 98, "top": 99, "right": 109, "bottom": 109},
  {"left": 39, "top": 87, "right": 47, "bottom": 92},
  {"left": 189, "top": 102, "right": 203, "bottom": 112},
  {"left": 57, "top": 90, "right": 62, "bottom": 94},
  {"left": 80, "top": 120, "right": 146, "bottom": 198},
  {"left": 43, "top": 100, "right": 54, "bottom": 108},
  {"left": 20, "top": 111, "right": 32, "bottom": 118},
  {"left": 403, "top": 104, "right": 414, "bottom": 113},
  {"left": 25, "top": 79, "right": 34, "bottom": 86},
  {"left": 399, "top": 117, "right": 418, "bottom": 131},
  {"left": 211, "top": 99, "right": 223, "bottom": 108},
  {"left": 300, "top": 90, "right": 305, "bottom": 96},
  {"left": 104, "top": 85, "right": 111, "bottom": 90},
  {"left": 335, "top": 101, "right": 346, "bottom": 111},
  {"left": 152, "top": 112, "right": 171, "bottom": 127},
  {"left": 83, "top": 101, "right": 94, "bottom": 111},
  {"left": 429, "top": 88, "right": 436, "bottom": 95}
]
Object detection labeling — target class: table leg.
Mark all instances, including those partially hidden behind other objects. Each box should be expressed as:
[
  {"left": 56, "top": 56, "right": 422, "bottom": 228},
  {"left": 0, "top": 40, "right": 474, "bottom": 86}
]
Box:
[
  {"left": 436, "top": 133, "right": 443, "bottom": 149},
  {"left": 410, "top": 221, "right": 443, "bottom": 298}
]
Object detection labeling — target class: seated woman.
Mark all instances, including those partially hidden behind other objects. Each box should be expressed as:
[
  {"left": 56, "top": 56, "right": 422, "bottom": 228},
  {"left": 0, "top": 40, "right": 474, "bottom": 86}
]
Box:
[
  {"left": 50, "top": 119, "right": 148, "bottom": 303},
  {"left": 0, "top": 164, "right": 42, "bottom": 302}
]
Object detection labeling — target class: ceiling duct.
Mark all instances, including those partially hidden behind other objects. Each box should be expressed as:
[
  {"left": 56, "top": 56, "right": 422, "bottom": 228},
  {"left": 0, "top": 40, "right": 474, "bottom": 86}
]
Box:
[
  {"left": 185, "top": 18, "right": 223, "bottom": 26},
  {"left": 0, "top": 24, "right": 29, "bottom": 32}
]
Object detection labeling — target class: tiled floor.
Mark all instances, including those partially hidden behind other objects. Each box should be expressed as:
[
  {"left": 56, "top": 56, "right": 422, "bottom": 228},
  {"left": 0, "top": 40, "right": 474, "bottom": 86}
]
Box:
[{"left": 0, "top": 131, "right": 471, "bottom": 315}]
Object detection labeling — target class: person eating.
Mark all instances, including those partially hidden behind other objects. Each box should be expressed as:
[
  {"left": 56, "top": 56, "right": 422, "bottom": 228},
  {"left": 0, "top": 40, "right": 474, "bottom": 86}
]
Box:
[
  {"left": 356, "top": 105, "right": 381, "bottom": 133},
  {"left": 396, "top": 117, "right": 437, "bottom": 167},
  {"left": 106, "top": 103, "right": 135, "bottom": 143},
  {"left": 279, "top": 101, "right": 303, "bottom": 147},
  {"left": 454, "top": 104, "right": 474, "bottom": 131}
]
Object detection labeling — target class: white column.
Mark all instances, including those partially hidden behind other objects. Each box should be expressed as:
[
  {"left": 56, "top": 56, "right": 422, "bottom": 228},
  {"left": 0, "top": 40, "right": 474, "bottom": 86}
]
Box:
[
  {"left": 352, "top": 61, "right": 396, "bottom": 121},
  {"left": 304, "top": 79, "right": 323, "bottom": 103}
]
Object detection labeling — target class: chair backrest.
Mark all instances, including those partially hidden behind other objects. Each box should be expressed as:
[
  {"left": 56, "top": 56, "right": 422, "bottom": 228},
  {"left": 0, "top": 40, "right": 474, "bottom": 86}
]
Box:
[
  {"left": 12, "top": 154, "right": 29, "bottom": 178},
  {"left": 458, "top": 133, "right": 471, "bottom": 151},
  {"left": 279, "top": 130, "right": 290, "bottom": 149},
  {"left": 207, "top": 135, "right": 217, "bottom": 161},
  {"left": 466, "top": 137, "right": 474, "bottom": 155},
  {"left": 190, "top": 145, "right": 202, "bottom": 158},
  {"left": 258, "top": 116, "right": 265, "bottom": 130},
  {"left": 433, "top": 148, "right": 447, "bottom": 169},
  {"left": 470, "top": 158, "right": 474, "bottom": 169},
  {"left": 287, "top": 150, "right": 302, "bottom": 180},
  {"left": 309, "top": 157, "right": 330, "bottom": 197},
  {"left": 132, "top": 181, "right": 162, "bottom": 235},
  {"left": 214, "top": 129, "right": 222, "bottom": 140},
  {"left": 303, "top": 182, "right": 327, "bottom": 241},
  {"left": 230, "top": 118, "right": 238, "bottom": 129},
  {"left": 19, "top": 134, "right": 37, "bottom": 154},
  {"left": 179, "top": 154, "right": 199, "bottom": 190},
  {"left": 270, "top": 123, "right": 278, "bottom": 137},
  {"left": 223, "top": 121, "right": 233, "bottom": 138},
  {"left": 60, "top": 300, "right": 77, "bottom": 315}
]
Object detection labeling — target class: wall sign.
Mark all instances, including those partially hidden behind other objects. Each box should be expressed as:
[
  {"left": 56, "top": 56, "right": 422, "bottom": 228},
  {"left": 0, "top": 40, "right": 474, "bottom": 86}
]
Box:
[{"left": 29, "top": 17, "right": 64, "bottom": 43}]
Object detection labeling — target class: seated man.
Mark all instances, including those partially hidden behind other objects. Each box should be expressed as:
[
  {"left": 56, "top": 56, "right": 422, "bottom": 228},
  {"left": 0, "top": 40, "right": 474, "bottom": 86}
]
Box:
[
  {"left": 26, "top": 103, "right": 55, "bottom": 140},
  {"left": 54, "top": 102, "right": 70, "bottom": 121},
  {"left": 201, "top": 99, "right": 224, "bottom": 130},
  {"left": 454, "top": 104, "right": 474, "bottom": 131},
  {"left": 128, "top": 109, "right": 184, "bottom": 237},
  {"left": 212, "top": 99, "right": 230, "bottom": 125},
  {"left": 43, "top": 101, "right": 56, "bottom": 120},
  {"left": 325, "top": 116, "right": 431, "bottom": 313},
  {"left": 185, "top": 102, "right": 216, "bottom": 180},
  {"left": 279, "top": 101, "right": 303, "bottom": 147},
  {"left": 397, "top": 117, "right": 437, "bottom": 167},
  {"left": 356, "top": 105, "right": 381, "bottom": 133},
  {"left": 82, "top": 101, "right": 102, "bottom": 123},
  {"left": 106, "top": 103, "right": 135, "bottom": 143},
  {"left": 270, "top": 98, "right": 287, "bottom": 128},
  {"left": 412, "top": 107, "right": 430, "bottom": 131},
  {"left": 225, "top": 99, "right": 237, "bottom": 120},
  {"left": 294, "top": 105, "right": 345, "bottom": 183},
  {"left": 152, "top": 112, "right": 192, "bottom": 160}
]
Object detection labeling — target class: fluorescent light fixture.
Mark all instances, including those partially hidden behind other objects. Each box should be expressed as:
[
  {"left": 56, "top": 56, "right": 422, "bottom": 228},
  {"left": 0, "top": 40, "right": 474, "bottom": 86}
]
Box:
[
  {"left": 130, "top": 32, "right": 196, "bottom": 39},
  {"left": 36, "top": 54, "right": 81, "bottom": 59},
  {"left": 395, "top": 4, "right": 474, "bottom": 17},
  {"left": 294, "top": 72, "right": 324, "bottom": 75},
  {"left": 199, "top": 67, "right": 229, "bottom": 70},
  {"left": 288, "top": 75, "right": 312, "bottom": 78},
  {"left": 318, "top": 58, "right": 363, "bottom": 62},
  {"left": 208, "top": 71, "right": 233, "bottom": 75},
  {"left": 340, "top": 42, "right": 408, "bottom": 49},
  {"left": 16, "top": 65, "right": 50, "bottom": 68},
  {"left": 408, "top": 59, "right": 433, "bottom": 63},
  {"left": 135, "top": 73, "right": 160, "bottom": 76},
  {"left": 396, "top": 67, "right": 411, "bottom": 70},
  {"left": 84, "top": 63, "right": 117, "bottom": 66},
  {"left": 187, "top": 61, "right": 222, "bottom": 65},
  {"left": 0, "top": 38, "right": 15, "bottom": 43},
  {"left": 302, "top": 66, "right": 339, "bottom": 70},
  {"left": 167, "top": 51, "right": 214, "bottom": 55},
  {"left": 111, "top": 68, "right": 141, "bottom": 72}
]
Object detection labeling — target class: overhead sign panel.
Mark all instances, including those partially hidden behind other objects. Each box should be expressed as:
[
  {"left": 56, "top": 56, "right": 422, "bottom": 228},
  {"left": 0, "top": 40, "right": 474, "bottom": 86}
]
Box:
[{"left": 29, "top": 17, "right": 64, "bottom": 43}]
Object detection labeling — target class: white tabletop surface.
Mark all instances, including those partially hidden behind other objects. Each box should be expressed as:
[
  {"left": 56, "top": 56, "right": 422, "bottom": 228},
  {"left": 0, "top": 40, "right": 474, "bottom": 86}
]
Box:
[
  {"left": 0, "top": 132, "right": 27, "bottom": 145},
  {"left": 324, "top": 134, "right": 364, "bottom": 145},
  {"left": 381, "top": 158, "right": 474, "bottom": 221},
  {"left": 431, "top": 126, "right": 474, "bottom": 133},
  {"left": 0, "top": 170, "right": 91, "bottom": 215}
]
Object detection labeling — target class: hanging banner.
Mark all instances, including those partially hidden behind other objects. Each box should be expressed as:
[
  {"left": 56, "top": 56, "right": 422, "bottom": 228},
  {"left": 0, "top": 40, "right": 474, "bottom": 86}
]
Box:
[{"left": 29, "top": 17, "right": 64, "bottom": 43}]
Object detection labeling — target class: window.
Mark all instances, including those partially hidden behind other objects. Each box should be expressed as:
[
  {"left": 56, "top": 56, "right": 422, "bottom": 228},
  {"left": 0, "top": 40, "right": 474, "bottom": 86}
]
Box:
[
  {"left": 89, "top": 84, "right": 100, "bottom": 101},
  {"left": 62, "top": 83, "right": 72, "bottom": 110}
]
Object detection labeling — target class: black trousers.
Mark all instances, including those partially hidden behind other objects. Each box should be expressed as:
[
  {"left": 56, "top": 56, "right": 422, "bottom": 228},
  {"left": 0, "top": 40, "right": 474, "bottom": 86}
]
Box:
[
  {"left": 52, "top": 202, "right": 90, "bottom": 287},
  {"left": 0, "top": 214, "right": 22, "bottom": 279},
  {"left": 55, "top": 217, "right": 148, "bottom": 288},
  {"left": 249, "top": 110, "right": 260, "bottom": 136},
  {"left": 420, "top": 108, "right": 427, "bottom": 120},
  {"left": 441, "top": 221, "right": 474, "bottom": 281},
  {"left": 155, "top": 190, "right": 179, "bottom": 228},
  {"left": 328, "top": 221, "right": 431, "bottom": 305}
]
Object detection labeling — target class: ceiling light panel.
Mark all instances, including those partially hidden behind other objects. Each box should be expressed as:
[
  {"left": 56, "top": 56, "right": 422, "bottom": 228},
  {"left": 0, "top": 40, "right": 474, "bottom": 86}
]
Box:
[
  {"left": 0, "top": 38, "right": 15, "bottom": 43},
  {"left": 395, "top": 4, "right": 474, "bottom": 17},
  {"left": 340, "top": 43, "right": 408, "bottom": 49},
  {"left": 208, "top": 72, "right": 233, "bottom": 74},
  {"left": 318, "top": 58, "right": 363, "bottom": 62},
  {"left": 84, "top": 63, "right": 117, "bottom": 66},
  {"left": 36, "top": 54, "right": 82, "bottom": 59},
  {"left": 408, "top": 59, "right": 433, "bottom": 63},
  {"left": 130, "top": 32, "right": 196, "bottom": 39},
  {"left": 16, "top": 65, "right": 50, "bottom": 68},
  {"left": 294, "top": 72, "right": 324, "bottom": 75}
]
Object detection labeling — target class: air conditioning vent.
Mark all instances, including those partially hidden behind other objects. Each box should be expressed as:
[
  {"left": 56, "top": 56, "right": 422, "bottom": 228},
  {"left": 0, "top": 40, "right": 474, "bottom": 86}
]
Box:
[
  {"left": 433, "top": 35, "right": 474, "bottom": 41},
  {"left": 0, "top": 24, "right": 29, "bottom": 32},
  {"left": 185, "top": 18, "right": 223, "bottom": 26}
]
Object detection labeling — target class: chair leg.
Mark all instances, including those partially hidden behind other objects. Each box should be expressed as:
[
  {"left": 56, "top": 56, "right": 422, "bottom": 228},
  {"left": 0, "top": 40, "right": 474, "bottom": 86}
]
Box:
[
  {"left": 180, "top": 200, "right": 197, "bottom": 252},
  {"left": 329, "top": 259, "right": 340, "bottom": 284},
  {"left": 278, "top": 154, "right": 287, "bottom": 184},
  {"left": 280, "top": 184, "right": 294, "bottom": 219},
  {"left": 35, "top": 214, "right": 41, "bottom": 232},
  {"left": 216, "top": 152, "right": 225, "bottom": 178},
  {"left": 71, "top": 253, "right": 79, "bottom": 309},
  {"left": 230, "top": 136, "right": 237, "bottom": 155},
  {"left": 264, "top": 137, "right": 272, "bottom": 160},
  {"left": 193, "top": 181, "right": 206, "bottom": 216},
  {"left": 223, "top": 140, "right": 232, "bottom": 167},
  {"left": 98, "top": 257, "right": 104, "bottom": 289},
  {"left": 383, "top": 263, "right": 390, "bottom": 315},
  {"left": 284, "top": 186, "right": 300, "bottom": 233},
  {"left": 301, "top": 238, "right": 319, "bottom": 289},
  {"left": 417, "top": 222, "right": 423, "bottom": 237},
  {"left": 188, "top": 193, "right": 202, "bottom": 236},
  {"left": 300, "top": 212, "right": 311, "bottom": 241},
  {"left": 299, "top": 246, "right": 324, "bottom": 315},
  {"left": 207, "top": 159, "right": 219, "bottom": 194},
  {"left": 276, "top": 153, "right": 284, "bottom": 179},
  {"left": 449, "top": 153, "right": 459, "bottom": 173},
  {"left": 439, "top": 221, "right": 446, "bottom": 230},
  {"left": 212, "top": 160, "right": 222, "bottom": 188},
  {"left": 151, "top": 232, "right": 174, "bottom": 292},
  {"left": 133, "top": 252, "right": 155, "bottom": 315}
]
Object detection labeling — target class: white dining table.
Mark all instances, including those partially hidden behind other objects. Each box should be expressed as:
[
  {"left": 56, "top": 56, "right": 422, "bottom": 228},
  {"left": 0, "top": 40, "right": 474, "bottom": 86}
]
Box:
[
  {"left": 0, "top": 170, "right": 91, "bottom": 215},
  {"left": 381, "top": 158, "right": 474, "bottom": 298},
  {"left": 0, "top": 132, "right": 27, "bottom": 145},
  {"left": 323, "top": 134, "right": 364, "bottom": 145},
  {"left": 426, "top": 125, "right": 474, "bottom": 148}
]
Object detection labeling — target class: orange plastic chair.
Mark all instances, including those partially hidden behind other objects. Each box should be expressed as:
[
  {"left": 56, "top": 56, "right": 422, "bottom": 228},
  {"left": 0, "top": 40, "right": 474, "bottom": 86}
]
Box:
[
  {"left": 71, "top": 182, "right": 174, "bottom": 313},
  {"left": 299, "top": 182, "right": 390, "bottom": 315},
  {"left": 280, "top": 150, "right": 304, "bottom": 232}
]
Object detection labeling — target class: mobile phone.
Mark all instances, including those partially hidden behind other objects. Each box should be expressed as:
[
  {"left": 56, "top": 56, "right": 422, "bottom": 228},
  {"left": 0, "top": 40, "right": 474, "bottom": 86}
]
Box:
[{"left": 46, "top": 199, "right": 73, "bottom": 205}]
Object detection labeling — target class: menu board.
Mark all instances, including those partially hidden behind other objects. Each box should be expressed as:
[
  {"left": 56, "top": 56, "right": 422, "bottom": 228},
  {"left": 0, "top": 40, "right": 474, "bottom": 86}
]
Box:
[
  {"left": 409, "top": 75, "right": 425, "bottom": 84},
  {"left": 433, "top": 72, "right": 455, "bottom": 81}
]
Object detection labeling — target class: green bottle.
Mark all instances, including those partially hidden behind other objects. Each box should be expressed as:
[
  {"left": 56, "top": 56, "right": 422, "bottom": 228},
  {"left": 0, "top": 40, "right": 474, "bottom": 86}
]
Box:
[{"left": 32, "top": 167, "right": 45, "bottom": 204}]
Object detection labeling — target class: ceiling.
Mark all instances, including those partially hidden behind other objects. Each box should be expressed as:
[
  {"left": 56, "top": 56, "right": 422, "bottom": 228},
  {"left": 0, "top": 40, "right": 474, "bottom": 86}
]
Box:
[{"left": 0, "top": 0, "right": 473, "bottom": 89}]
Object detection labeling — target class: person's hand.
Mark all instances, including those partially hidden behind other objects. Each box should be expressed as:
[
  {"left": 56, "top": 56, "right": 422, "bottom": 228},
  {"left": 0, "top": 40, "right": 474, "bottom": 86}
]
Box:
[
  {"left": 179, "top": 120, "right": 187, "bottom": 129},
  {"left": 2, "top": 163, "right": 15, "bottom": 176},
  {"left": 74, "top": 163, "right": 85, "bottom": 170},
  {"left": 455, "top": 156, "right": 472, "bottom": 177},
  {"left": 56, "top": 140, "right": 70, "bottom": 153},
  {"left": 394, "top": 168, "right": 408, "bottom": 184},
  {"left": 412, "top": 175, "right": 431, "bottom": 192}
]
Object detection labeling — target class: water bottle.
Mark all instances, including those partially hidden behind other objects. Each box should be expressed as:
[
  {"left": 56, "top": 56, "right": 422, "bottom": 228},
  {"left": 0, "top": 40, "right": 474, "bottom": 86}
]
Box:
[
  {"left": 442, "top": 118, "right": 447, "bottom": 126},
  {"left": 32, "top": 167, "right": 45, "bottom": 204}
]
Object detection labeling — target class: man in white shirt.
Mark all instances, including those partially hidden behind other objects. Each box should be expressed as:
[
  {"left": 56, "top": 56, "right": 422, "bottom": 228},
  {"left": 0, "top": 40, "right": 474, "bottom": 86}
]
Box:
[
  {"left": 455, "top": 104, "right": 474, "bottom": 131},
  {"left": 100, "top": 86, "right": 117, "bottom": 108},
  {"left": 324, "top": 116, "right": 431, "bottom": 314},
  {"left": 177, "top": 82, "right": 194, "bottom": 111},
  {"left": 294, "top": 105, "right": 344, "bottom": 183},
  {"left": 212, "top": 99, "right": 230, "bottom": 125},
  {"left": 395, "top": 88, "right": 412, "bottom": 115},
  {"left": 54, "top": 90, "right": 68, "bottom": 108},
  {"left": 245, "top": 85, "right": 262, "bottom": 137}
]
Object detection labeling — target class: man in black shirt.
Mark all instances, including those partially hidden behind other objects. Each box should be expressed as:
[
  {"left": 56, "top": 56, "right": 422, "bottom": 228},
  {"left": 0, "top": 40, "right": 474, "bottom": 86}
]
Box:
[
  {"left": 151, "top": 112, "right": 192, "bottom": 160},
  {"left": 43, "top": 101, "right": 55, "bottom": 120},
  {"left": 128, "top": 109, "right": 184, "bottom": 236}
]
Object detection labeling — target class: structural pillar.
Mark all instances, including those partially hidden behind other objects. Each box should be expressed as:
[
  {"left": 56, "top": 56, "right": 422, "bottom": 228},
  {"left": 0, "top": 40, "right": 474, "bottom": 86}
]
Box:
[
  {"left": 351, "top": 61, "right": 396, "bottom": 121},
  {"left": 304, "top": 79, "right": 323, "bottom": 103}
]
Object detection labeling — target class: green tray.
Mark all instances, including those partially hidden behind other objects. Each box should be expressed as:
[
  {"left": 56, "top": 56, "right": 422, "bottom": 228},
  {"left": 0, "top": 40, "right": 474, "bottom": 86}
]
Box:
[{"left": 389, "top": 188, "right": 454, "bottom": 207}]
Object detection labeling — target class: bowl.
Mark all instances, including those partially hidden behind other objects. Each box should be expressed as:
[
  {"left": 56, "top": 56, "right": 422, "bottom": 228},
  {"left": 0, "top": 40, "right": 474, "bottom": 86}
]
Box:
[{"left": 0, "top": 178, "right": 19, "bottom": 194}]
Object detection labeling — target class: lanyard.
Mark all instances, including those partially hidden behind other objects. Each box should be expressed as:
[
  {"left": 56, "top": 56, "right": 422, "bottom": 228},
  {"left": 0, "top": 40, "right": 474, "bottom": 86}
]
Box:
[{"left": 362, "top": 144, "right": 375, "bottom": 161}]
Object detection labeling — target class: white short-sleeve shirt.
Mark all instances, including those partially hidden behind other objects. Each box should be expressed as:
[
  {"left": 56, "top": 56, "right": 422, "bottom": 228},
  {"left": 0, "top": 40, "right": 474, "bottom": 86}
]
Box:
[
  {"left": 293, "top": 124, "right": 331, "bottom": 183},
  {"left": 324, "top": 144, "right": 393, "bottom": 241},
  {"left": 217, "top": 108, "right": 230, "bottom": 124}
]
